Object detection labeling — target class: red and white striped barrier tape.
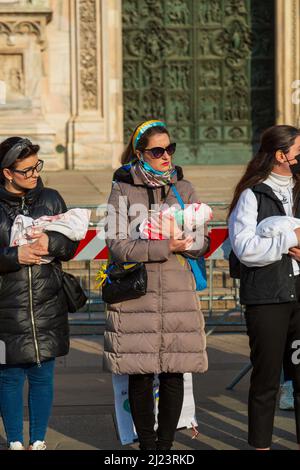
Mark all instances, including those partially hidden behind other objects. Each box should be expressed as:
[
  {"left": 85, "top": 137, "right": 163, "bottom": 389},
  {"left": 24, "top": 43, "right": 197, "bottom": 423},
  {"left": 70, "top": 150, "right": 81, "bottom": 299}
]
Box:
[{"left": 72, "top": 228, "right": 230, "bottom": 261}]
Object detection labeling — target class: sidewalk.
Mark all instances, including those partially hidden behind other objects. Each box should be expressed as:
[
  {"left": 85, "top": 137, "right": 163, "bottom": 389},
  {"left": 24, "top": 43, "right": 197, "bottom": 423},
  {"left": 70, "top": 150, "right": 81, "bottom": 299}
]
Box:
[
  {"left": 0, "top": 334, "right": 298, "bottom": 450},
  {"left": 42, "top": 165, "right": 245, "bottom": 207},
  {"left": 41, "top": 165, "right": 245, "bottom": 226}
]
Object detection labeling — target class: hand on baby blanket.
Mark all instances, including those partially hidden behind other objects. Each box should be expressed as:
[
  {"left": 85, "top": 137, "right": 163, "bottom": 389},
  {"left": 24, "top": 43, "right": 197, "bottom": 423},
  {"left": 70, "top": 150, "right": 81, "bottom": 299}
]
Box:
[
  {"left": 139, "top": 203, "right": 212, "bottom": 240},
  {"left": 143, "top": 212, "right": 184, "bottom": 240},
  {"left": 29, "top": 232, "right": 49, "bottom": 254},
  {"left": 289, "top": 247, "right": 300, "bottom": 262}
]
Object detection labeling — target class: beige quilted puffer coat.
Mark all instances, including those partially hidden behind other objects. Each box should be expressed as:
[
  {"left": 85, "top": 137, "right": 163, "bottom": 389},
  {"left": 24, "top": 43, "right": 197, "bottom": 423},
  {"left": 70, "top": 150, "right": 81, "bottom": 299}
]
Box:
[{"left": 103, "top": 164, "right": 209, "bottom": 375}]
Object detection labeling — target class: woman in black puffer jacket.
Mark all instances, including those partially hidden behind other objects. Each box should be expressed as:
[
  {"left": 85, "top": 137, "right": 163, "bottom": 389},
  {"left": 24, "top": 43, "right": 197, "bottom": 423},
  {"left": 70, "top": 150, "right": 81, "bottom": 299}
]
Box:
[{"left": 0, "top": 137, "right": 79, "bottom": 450}]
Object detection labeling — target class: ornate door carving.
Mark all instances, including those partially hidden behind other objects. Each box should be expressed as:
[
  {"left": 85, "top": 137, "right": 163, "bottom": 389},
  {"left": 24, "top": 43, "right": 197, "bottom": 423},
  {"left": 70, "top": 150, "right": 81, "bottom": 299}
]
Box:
[{"left": 122, "top": 0, "right": 275, "bottom": 164}]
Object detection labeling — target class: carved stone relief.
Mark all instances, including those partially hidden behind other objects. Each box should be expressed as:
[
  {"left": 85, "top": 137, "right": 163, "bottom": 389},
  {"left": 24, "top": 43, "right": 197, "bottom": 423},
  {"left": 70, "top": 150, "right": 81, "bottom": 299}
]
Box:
[
  {"left": 123, "top": 0, "right": 275, "bottom": 163},
  {"left": 0, "top": 53, "right": 24, "bottom": 100},
  {"left": 79, "top": 0, "right": 98, "bottom": 111}
]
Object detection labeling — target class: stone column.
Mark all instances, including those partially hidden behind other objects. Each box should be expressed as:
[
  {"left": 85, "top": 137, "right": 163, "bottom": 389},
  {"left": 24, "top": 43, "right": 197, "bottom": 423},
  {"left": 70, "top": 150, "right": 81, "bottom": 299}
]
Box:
[
  {"left": 67, "top": 0, "right": 123, "bottom": 169},
  {"left": 276, "top": 0, "right": 300, "bottom": 126},
  {"left": 0, "top": 0, "right": 58, "bottom": 166}
]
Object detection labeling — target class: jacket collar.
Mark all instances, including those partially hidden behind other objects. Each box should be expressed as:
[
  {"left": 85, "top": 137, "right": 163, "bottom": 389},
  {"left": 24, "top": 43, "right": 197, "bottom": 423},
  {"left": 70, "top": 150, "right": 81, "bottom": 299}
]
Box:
[
  {"left": 113, "top": 163, "right": 184, "bottom": 186},
  {"left": 252, "top": 182, "right": 284, "bottom": 202},
  {"left": 0, "top": 177, "right": 44, "bottom": 206},
  {"left": 252, "top": 182, "right": 288, "bottom": 214}
]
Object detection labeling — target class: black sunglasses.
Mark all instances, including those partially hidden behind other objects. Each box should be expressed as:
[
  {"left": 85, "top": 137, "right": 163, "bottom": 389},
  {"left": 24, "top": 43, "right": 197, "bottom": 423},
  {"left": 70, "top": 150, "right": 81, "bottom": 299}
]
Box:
[
  {"left": 144, "top": 142, "right": 176, "bottom": 159},
  {"left": 12, "top": 159, "right": 44, "bottom": 179}
]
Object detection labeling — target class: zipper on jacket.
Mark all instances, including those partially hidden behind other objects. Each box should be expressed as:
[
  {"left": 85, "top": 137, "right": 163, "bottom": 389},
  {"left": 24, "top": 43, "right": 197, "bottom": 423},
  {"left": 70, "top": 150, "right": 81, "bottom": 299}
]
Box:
[
  {"left": 21, "top": 196, "right": 29, "bottom": 216},
  {"left": 28, "top": 266, "right": 41, "bottom": 367},
  {"left": 159, "top": 262, "right": 163, "bottom": 371}
]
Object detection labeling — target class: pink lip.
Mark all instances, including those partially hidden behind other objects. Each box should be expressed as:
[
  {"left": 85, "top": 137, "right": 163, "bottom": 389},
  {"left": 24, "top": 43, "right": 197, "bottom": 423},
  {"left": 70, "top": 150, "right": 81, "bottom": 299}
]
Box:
[{"left": 162, "top": 162, "right": 170, "bottom": 166}]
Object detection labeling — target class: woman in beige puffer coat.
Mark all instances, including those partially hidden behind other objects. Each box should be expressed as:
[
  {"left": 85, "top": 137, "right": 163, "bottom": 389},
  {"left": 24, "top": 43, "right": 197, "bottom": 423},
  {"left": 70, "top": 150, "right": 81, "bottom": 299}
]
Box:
[{"left": 104, "top": 120, "right": 210, "bottom": 450}]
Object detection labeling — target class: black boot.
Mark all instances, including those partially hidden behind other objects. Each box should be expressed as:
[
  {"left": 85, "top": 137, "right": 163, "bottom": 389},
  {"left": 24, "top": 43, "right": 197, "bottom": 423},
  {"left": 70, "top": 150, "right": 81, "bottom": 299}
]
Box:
[
  {"left": 156, "top": 440, "right": 172, "bottom": 450},
  {"left": 139, "top": 440, "right": 157, "bottom": 451}
]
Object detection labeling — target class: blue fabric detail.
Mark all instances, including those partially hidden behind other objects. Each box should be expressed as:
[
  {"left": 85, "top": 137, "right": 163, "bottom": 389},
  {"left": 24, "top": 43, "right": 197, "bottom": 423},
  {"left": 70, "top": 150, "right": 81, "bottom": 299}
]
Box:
[
  {"left": 171, "top": 185, "right": 207, "bottom": 291},
  {"left": 140, "top": 159, "right": 166, "bottom": 175},
  {"left": 122, "top": 163, "right": 132, "bottom": 171}
]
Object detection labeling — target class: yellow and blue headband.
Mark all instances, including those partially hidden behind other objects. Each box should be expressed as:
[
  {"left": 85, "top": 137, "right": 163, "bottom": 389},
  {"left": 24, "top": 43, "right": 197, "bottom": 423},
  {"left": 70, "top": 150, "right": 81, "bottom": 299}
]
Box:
[{"left": 132, "top": 120, "right": 166, "bottom": 152}]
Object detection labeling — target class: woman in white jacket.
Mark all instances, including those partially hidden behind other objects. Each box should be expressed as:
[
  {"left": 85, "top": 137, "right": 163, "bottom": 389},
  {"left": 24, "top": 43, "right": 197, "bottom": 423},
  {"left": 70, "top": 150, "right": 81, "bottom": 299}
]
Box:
[{"left": 228, "top": 125, "right": 300, "bottom": 449}]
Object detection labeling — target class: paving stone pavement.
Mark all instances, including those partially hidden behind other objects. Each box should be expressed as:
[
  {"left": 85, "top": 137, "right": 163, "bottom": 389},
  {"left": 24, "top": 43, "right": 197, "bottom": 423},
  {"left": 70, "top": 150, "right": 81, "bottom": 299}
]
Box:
[
  {"left": 0, "top": 334, "right": 298, "bottom": 450},
  {"left": 42, "top": 165, "right": 245, "bottom": 215}
]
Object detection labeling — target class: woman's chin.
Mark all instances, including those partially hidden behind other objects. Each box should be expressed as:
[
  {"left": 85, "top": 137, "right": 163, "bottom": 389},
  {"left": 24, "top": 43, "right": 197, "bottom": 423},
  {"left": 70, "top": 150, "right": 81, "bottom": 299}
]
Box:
[
  {"left": 159, "top": 165, "right": 171, "bottom": 171},
  {"left": 27, "top": 180, "right": 38, "bottom": 188}
]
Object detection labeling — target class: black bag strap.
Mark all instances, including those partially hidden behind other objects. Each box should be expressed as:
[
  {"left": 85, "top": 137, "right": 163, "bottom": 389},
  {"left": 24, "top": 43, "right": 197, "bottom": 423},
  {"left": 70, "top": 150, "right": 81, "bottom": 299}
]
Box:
[
  {"left": 146, "top": 185, "right": 172, "bottom": 212},
  {"left": 146, "top": 187, "right": 155, "bottom": 210}
]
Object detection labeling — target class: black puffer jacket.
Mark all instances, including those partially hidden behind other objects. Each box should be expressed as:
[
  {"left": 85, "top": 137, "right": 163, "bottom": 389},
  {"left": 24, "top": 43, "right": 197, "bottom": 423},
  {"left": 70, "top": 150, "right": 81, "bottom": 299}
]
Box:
[{"left": 0, "top": 178, "right": 79, "bottom": 365}]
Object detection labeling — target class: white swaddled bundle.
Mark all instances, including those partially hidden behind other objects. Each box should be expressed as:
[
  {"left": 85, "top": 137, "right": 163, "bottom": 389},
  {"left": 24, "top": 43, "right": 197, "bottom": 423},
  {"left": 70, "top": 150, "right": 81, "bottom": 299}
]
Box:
[
  {"left": 139, "top": 202, "right": 213, "bottom": 240},
  {"left": 10, "top": 208, "right": 91, "bottom": 263},
  {"left": 256, "top": 216, "right": 300, "bottom": 238}
]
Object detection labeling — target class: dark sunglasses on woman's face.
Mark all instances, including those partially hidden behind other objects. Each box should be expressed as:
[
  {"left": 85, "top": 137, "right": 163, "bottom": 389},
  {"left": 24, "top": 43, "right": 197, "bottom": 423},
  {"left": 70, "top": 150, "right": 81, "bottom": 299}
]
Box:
[
  {"left": 12, "top": 159, "right": 44, "bottom": 179},
  {"left": 144, "top": 142, "right": 176, "bottom": 159}
]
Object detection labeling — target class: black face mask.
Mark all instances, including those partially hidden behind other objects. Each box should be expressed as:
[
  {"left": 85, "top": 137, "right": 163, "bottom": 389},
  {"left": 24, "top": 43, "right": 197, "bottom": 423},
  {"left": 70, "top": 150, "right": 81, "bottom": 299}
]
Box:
[{"left": 285, "top": 153, "right": 300, "bottom": 175}]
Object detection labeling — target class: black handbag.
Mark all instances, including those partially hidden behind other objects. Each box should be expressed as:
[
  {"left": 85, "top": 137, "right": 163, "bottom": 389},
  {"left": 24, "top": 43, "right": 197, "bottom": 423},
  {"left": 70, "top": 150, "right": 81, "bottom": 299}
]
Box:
[
  {"left": 100, "top": 186, "right": 162, "bottom": 304},
  {"left": 101, "top": 262, "right": 147, "bottom": 304},
  {"left": 62, "top": 271, "right": 88, "bottom": 313}
]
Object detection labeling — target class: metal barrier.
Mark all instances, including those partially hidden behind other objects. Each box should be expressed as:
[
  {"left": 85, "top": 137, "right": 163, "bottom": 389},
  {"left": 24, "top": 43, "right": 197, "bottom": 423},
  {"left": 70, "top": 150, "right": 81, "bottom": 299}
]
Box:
[{"left": 66, "top": 202, "right": 245, "bottom": 333}]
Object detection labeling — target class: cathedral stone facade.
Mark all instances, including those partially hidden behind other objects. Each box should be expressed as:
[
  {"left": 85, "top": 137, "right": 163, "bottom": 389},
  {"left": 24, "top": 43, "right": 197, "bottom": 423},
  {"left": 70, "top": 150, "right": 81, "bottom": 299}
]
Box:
[{"left": 0, "top": 1, "right": 299, "bottom": 168}]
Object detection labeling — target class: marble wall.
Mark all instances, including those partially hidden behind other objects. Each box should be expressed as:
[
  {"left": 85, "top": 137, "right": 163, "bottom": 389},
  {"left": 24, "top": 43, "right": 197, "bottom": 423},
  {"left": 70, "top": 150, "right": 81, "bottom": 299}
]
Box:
[
  {"left": 276, "top": 0, "right": 300, "bottom": 127},
  {"left": 0, "top": 0, "right": 123, "bottom": 169}
]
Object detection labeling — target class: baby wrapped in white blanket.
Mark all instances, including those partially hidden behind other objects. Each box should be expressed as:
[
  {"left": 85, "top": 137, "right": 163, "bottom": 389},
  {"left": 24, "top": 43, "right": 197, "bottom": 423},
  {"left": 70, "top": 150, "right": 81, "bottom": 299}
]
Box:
[
  {"left": 256, "top": 216, "right": 300, "bottom": 238},
  {"left": 139, "top": 202, "right": 212, "bottom": 240},
  {"left": 10, "top": 208, "right": 91, "bottom": 263}
]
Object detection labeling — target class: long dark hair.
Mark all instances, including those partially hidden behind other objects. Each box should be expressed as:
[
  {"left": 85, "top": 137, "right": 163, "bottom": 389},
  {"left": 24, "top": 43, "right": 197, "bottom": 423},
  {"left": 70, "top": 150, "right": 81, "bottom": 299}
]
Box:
[
  {"left": 0, "top": 136, "right": 40, "bottom": 185},
  {"left": 121, "top": 123, "right": 170, "bottom": 165},
  {"left": 228, "top": 125, "right": 300, "bottom": 218}
]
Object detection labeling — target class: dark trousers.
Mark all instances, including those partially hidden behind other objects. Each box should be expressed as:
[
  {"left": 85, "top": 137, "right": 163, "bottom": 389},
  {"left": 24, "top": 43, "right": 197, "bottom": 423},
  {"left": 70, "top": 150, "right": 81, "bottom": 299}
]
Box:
[
  {"left": 245, "top": 277, "right": 300, "bottom": 448},
  {"left": 128, "top": 372, "right": 184, "bottom": 450},
  {"left": 283, "top": 342, "right": 294, "bottom": 382},
  {"left": 282, "top": 296, "right": 296, "bottom": 383}
]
